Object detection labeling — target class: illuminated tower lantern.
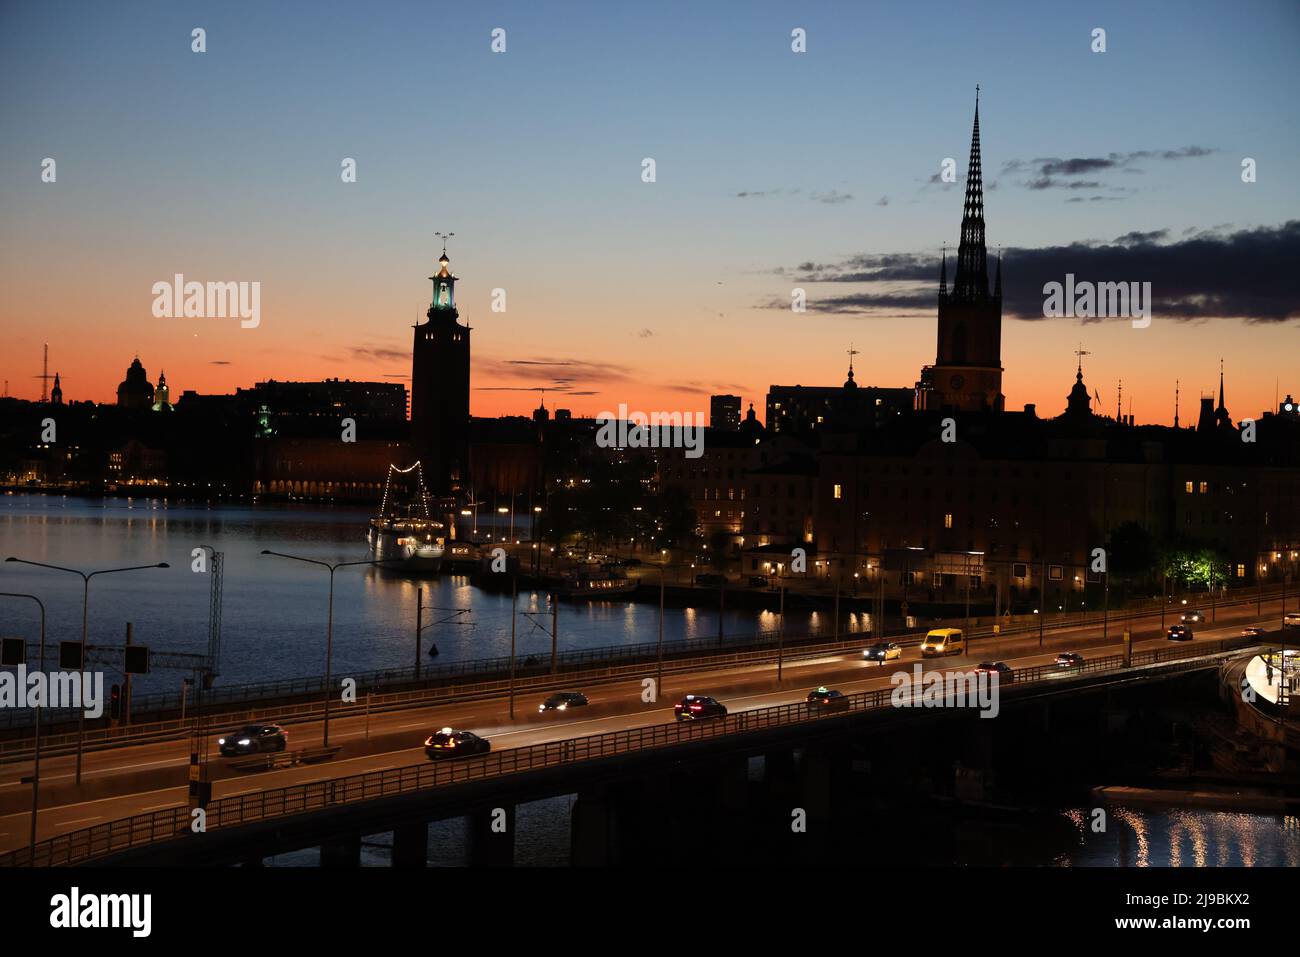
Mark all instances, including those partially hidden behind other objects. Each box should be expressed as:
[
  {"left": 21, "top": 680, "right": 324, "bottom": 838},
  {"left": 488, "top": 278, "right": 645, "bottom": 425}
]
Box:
[
  {"left": 918, "top": 88, "right": 1005, "bottom": 413},
  {"left": 410, "top": 239, "right": 471, "bottom": 495}
]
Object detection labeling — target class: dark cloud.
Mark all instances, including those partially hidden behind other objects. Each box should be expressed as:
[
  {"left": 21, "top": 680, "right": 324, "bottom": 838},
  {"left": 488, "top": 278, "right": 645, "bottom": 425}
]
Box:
[
  {"left": 474, "top": 356, "right": 634, "bottom": 394},
  {"left": 996, "top": 147, "right": 1217, "bottom": 198},
  {"left": 772, "top": 221, "right": 1300, "bottom": 323},
  {"left": 351, "top": 346, "right": 408, "bottom": 363},
  {"left": 209, "top": 360, "right": 231, "bottom": 365},
  {"left": 1025, "top": 177, "right": 1105, "bottom": 191}
]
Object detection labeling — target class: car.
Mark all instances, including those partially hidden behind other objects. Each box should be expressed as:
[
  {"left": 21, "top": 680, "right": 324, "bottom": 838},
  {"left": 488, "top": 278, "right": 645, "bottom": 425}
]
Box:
[
  {"left": 748, "top": 576, "right": 769, "bottom": 588},
  {"left": 973, "top": 661, "right": 1013, "bottom": 682},
  {"left": 1055, "top": 652, "right": 1085, "bottom": 669},
  {"left": 674, "top": 694, "right": 727, "bottom": 721},
  {"left": 863, "top": 641, "right": 902, "bottom": 663},
  {"left": 805, "top": 687, "right": 850, "bottom": 711},
  {"left": 539, "top": 691, "right": 589, "bottom": 712},
  {"left": 218, "top": 724, "right": 287, "bottom": 757},
  {"left": 1181, "top": 609, "right": 1206, "bottom": 624},
  {"left": 1241, "top": 626, "right": 1266, "bottom": 637},
  {"left": 1285, "top": 612, "right": 1300, "bottom": 629},
  {"left": 425, "top": 728, "right": 491, "bottom": 760},
  {"left": 1167, "top": 624, "right": 1194, "bottom": 641},
  {"left": 920, "top": 628, "right": 965, "bottom": 658}
]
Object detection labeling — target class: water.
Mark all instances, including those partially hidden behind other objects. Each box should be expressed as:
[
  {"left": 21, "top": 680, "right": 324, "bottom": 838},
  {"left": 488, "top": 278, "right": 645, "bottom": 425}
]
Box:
[
  {"left": 1056, "top": 807, "right": 1300, "bottom": 867},
  {"left": 0, "top": 494, "right": 859, "bottom": 696}
]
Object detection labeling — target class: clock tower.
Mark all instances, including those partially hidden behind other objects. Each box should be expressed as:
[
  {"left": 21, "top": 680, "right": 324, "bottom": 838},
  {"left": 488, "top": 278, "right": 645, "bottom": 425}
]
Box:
[
  {"left": 410, "top": 240, "right": 471, "bottom": 496},
  {"left": 917, "top": 89, "right": 1004, "bottom": 413}
]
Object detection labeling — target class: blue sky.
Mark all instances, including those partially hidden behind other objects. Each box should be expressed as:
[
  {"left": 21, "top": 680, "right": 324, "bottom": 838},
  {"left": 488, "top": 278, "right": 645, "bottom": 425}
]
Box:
[{"left": 2, "top": 0, "right": 1297, "bottom": 420}]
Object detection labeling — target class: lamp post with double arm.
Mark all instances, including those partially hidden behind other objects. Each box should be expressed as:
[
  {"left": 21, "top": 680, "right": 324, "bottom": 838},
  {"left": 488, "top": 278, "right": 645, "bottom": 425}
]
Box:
[
  {"left": 4, "top": 558, "right": 169, "bottom": 784},
  {"left": 260, "top": 552, "right": 392, "bottom": 747}
]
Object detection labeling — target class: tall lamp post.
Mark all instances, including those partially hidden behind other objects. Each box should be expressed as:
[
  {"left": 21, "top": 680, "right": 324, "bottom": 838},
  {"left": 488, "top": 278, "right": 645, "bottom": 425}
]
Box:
[
  {"left": 0, "top": 592, "right": 45, "bottom": 860},
  {"left": 260, "top": 551, "right": 389, "bottom": 747},
  {"left": 5, "top": 558, "right": 169, "bottom": 784}
]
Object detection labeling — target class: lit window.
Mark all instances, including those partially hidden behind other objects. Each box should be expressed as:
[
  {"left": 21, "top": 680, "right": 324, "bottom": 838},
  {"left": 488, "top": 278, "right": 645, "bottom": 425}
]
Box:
[
  {"left": 944, "top": 513, "right": 953, "bottom": 529},
  {"left": 1184, "top": 481, "right": 1193, "bottom": 494},
  {"left": 1199, "top": 481, "right": 1208, "bottom": 494},
  {"left": 833, "top": 484, "right": 842, "bottom": 500}
]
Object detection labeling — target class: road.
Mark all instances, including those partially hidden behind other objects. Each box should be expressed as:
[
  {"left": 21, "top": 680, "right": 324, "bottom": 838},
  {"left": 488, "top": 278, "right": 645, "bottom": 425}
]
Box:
[{"left": 0, "top": 602, "right": 1280, "bottom": 853}]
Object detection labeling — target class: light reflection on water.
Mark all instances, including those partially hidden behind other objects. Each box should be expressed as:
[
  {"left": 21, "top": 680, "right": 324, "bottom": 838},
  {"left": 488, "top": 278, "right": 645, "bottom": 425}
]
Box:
[
  {"left": 1057, "top": 807, "right": 1300, "bottom": 867},
  {"left": 0, "top": 496, "right": 864, "bottom": 694}
]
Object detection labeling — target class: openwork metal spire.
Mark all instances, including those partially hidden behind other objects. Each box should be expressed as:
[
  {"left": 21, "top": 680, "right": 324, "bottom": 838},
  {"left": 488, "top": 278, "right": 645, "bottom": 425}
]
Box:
[{"left": 952, "top": 86, "right": 989, "bottom": 301}]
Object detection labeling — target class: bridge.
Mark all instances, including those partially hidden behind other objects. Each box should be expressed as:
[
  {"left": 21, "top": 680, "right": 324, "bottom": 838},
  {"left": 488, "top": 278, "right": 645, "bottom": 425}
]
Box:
[{"left": 0, "top": 624, "right": 1269, "bottom": 867}]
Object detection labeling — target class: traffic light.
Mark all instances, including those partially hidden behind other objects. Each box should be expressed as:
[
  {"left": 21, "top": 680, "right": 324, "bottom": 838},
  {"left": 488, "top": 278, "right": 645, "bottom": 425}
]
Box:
[
  {"left": 110, "top": 684, "right": 121, "bottom": 720},
  {"left": 0, "top": 637, "right": 24, "bottom": 666},
  {"left": 58, "top": 641, "right": 83, "bottom": 670},
  {"left": 123, "top": 645, "right": 149, "bottom": 675}
]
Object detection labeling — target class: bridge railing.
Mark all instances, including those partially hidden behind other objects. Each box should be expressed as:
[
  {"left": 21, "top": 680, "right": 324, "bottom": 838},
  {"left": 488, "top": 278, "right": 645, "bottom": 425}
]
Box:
[
  {"left": 2, "top": 581, "right": 1282, "bottom": 740},
  {"left": 0, "top": 635, "right": 1256, "bottom": 868}
]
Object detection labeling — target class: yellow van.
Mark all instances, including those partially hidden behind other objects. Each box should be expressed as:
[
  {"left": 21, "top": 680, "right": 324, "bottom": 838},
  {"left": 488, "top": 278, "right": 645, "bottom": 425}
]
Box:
[{"left": 920, "top": 628, "right": 965, "bottom": 658}]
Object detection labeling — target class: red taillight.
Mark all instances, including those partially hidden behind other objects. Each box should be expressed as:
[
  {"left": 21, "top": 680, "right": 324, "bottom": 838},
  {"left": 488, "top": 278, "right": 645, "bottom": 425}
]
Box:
[{"left": 691, "top": 704, "right": 702, "bottom": 711}]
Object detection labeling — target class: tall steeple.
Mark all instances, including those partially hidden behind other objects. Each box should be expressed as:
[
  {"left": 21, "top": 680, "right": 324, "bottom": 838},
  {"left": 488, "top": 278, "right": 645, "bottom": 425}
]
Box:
[
  {"left": 1216, "top": 358, "right": 1225, "bottom": 412},
  {"left": 952, "top": 86, "right": 989, "bottom": 302},
  {"left": 919, "top": 87, "right": 1003, "bottom": 413}
]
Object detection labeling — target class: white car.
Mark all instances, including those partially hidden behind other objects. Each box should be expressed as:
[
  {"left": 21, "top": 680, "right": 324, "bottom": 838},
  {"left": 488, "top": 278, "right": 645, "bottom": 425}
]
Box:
[
  {"left": 863, "top": 642, "right": 902, "bottom": 663},
  {"left": 1285, "top": 612, "right": 1300, "bottom": 629}
]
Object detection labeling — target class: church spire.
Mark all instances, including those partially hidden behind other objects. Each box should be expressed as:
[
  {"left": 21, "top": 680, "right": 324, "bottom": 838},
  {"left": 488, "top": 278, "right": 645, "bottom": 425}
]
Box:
[
  {"left": 1217, "top": 358, "right": 1225, "bottom": 412},
  {"left": 952, "top": 86, "right": 989, "bottom": 301},
  {"left": 938, "top": 244, "right": 948, "bottom": 297}
]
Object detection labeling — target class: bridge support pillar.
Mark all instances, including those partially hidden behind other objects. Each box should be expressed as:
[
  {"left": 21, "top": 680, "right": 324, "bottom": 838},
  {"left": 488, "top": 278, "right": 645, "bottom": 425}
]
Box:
[
  {"left": 467, "top": 804, "right": 515, "bottom": 867},
  {"left": 571, "top": 786, "right": 617, "bottom": 867},
  {"left": 392, "top": 820, "right": 428, "bottom": 868},
  {"left": 707, "top": 755, "right": 751, "bottom": 860},
  {"left": 320, "top": 833, "right": 361, "bottom": 868}
]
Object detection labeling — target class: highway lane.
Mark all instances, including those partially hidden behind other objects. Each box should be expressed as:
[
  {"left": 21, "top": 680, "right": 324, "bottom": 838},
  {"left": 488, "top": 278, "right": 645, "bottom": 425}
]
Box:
[{"left": 0, "top": 610, "right": 1270, "bottom": 852}]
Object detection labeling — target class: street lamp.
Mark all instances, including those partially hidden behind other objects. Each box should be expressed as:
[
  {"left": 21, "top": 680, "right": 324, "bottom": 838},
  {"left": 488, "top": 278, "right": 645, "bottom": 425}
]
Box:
[
  {"left": 5, "top": 558, "right": 169, "bottom": 784},
  {"left": 0, "top": 592, "right": 45, "bottom": 860},
  {"left": 260, "top": 551, "right": 388, "bottom": 747}
]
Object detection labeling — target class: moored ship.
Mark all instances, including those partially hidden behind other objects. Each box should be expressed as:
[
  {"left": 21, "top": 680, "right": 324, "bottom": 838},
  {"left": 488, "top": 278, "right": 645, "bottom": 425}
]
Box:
[{"left": 367, "top": 462, "right": 446, "bottom": 573}]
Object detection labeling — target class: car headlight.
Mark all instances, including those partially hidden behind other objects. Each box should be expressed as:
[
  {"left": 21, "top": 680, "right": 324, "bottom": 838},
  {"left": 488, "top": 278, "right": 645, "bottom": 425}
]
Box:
[
  {"left": 218, "top": 738, "right": 225, "bottom": 745},
  {"left": 238, "top": 738, "right": 251, "bottom": 746}
]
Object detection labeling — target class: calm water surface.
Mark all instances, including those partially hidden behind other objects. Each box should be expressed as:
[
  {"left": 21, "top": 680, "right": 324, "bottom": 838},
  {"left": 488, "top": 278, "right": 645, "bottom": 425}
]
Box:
[{"left": 0, "top": 495, "right": 860, "bottom": 694}]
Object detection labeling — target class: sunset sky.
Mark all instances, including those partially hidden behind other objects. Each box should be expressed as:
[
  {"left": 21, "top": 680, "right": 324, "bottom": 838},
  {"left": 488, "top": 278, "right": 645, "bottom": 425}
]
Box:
[{"left": 1, "top": 0, "right": 1297, "bottom": 424}]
